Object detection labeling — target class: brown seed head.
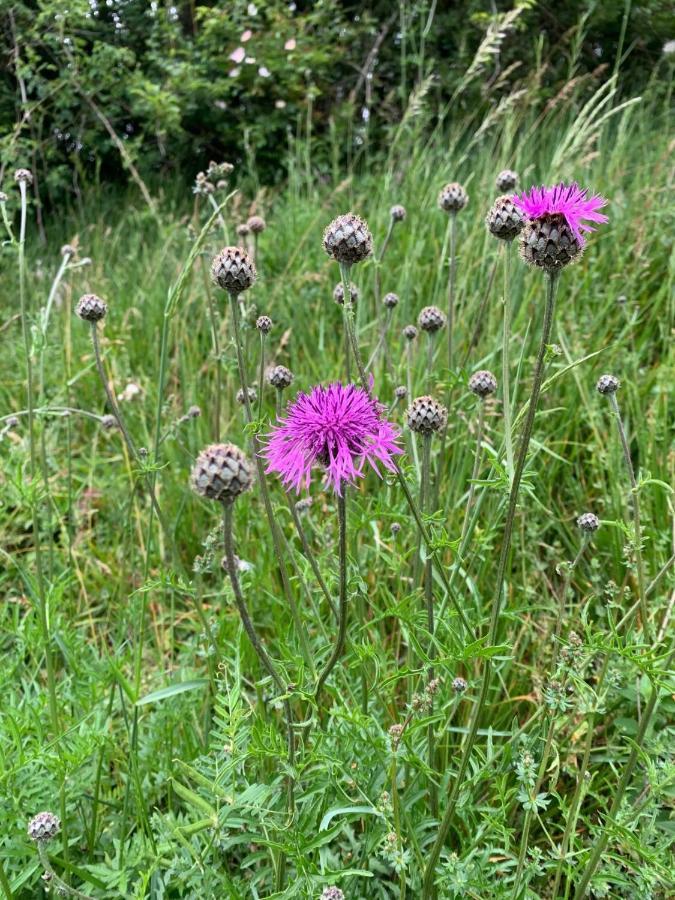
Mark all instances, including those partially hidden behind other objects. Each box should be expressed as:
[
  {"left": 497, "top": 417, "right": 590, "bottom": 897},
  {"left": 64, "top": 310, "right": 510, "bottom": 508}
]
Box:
[
  {"left": 191, "top": 443, "right": 253, "bottom": 504},
  {"left": 406, "top": 396, "right": 448, "bottom": 435},
  {"left": 211, "top": 246, "right": 256, "bottom": 293},
  {"left": 438, "top": 182, "right": 468, "bottom": 213},
  {"left": 323, "top": 213, "right": 373, "bottom": 265}
]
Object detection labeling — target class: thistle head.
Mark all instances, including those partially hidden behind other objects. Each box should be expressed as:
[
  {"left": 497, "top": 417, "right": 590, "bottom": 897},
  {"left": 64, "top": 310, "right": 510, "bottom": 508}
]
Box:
[
  {"left": 486, "top": 195, "right": 525, "bottom": 242},
  {"left": 496, "top": 169, "right": 518, "bottom": 192},
  {"left": 390, "top": 204, "right": 406, "bottom": 222},
  {"left": 14, "top": 168, "right": 33, "bottom": 186},
  {"left": 468, "top": 370, "right": 497, "bottom": 398},
  {"left": 236, "top": 387, "right": 257, "bottom": 405},
  {"left": 438, "top": 182, "right": 468, "bottom": 214},
  {"left": 417, "top": 306, "right": 446, "bottom": 334},
  {"left": 452, "top": 676, "right": 468, "bottom": 693},
  {"left": 267, "top": 365, "right": 294, "bottom": 390},
  {"left": 323, "top": 213, "right": 373, "bottom": 266},
  {"left": 28, "top": 812, "right": 60, "bottom": 843},
  {"left": 394, "top": 385, "right": 407, "bottom": 400},
  {"left": 75, "top": 293, "right": 108, "bottom": 322},
  {"left": 333, "top": 282, "right": 359, "bottom": 306},
  {"left": 406, "top": 396, "right": 447, "bottom": 435},
  {"left": 383, "top": 292, "right": 399, "bottom": 310},
  {"left": 320, "top": 889, "right": 345, "bottom": 900},
  {"left": 576, "top": 512, "right": 600, "bottom": 533},
  {"left": 236, "top": 223, "right": 250, "bottom": 237},
  {"left": 402, "top": 324, "right": 418, "bottom": 342},
  {"left": 211, "top": 246, "right": 256, "bottom": 294},
  {"left": 247, "top": 215, "right": 266, "bottom": 234},
  {"left": 191, "top": 443, "right": 253, "bottom": 504},
  {"left": 256, "top": 314, "right": 272, "bottom": 334},
  {"left": 100, "top": 414, "right": 117, "bottom": 430},
  {"left": 596, "top": 374, "right": 620, "bottom": 395}
]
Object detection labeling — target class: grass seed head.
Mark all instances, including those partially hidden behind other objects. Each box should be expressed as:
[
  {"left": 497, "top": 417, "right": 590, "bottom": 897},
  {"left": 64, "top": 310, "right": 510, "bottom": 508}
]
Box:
[
  {"left": 211, "top": 246, "right": 256, "bottom": 294},
  {"left": 76, "top": 293, "right": 108, "bottom": 322},
  {"left": 323, "top": 213, "right": 373, "bottom": 265},
  {"left": 191, "top": 443, "right": 253, "bottom": 504}
]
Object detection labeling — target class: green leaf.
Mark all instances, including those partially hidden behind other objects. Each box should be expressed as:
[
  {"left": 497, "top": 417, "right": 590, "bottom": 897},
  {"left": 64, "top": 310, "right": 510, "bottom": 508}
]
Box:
[
  {"left": 135, "top": 679, "right": 208, "bottom": 706},
  {"left": 319, "top": 805, "right": 383, "bottom": 832}
]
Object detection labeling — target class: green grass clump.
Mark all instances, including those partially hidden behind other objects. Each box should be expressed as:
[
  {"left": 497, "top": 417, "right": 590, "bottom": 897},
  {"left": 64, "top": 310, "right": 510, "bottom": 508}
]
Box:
[{"left": 0, "top": 80, "right": 673, "bottom": 899}]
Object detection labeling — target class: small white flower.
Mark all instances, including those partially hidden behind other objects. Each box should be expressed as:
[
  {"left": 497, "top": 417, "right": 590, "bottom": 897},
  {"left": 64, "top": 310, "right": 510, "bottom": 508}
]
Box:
[
  {"left": 258, "top": 66, "right": 270, "bottom": 78},
  {"left": 663, "top": 40, "right": 675, "bottom": 56},
  {"left": 284, "top": 38, "right": 296, "bottom": 51},
  {"left": 229, "top": 46, "right": 245, "bottom": 63},
  {"left": 275, "top": 99, "right": 286, "bottom": 109},
  {"left": 247, "top": 3, "right": 257, "bottom": 15}
]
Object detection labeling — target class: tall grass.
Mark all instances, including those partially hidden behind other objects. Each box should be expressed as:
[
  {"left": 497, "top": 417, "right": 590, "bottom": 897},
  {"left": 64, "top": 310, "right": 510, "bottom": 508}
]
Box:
[{"left": 0, "top": 71, "right": 672, "bottom": 900}]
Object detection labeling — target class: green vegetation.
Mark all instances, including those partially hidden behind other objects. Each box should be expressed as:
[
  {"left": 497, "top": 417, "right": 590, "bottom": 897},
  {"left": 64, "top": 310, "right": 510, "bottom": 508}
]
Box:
[{"left": 0, "top": 15, "right": 673, "bottom": 900}]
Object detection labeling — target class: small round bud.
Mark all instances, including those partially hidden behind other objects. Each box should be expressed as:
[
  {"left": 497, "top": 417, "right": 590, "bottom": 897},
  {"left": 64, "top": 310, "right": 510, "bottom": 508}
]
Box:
[
  {"left": 236, "top": 387, "right": 257, "bottom": 405},
  {"left": 438, "top": 182, "right": 468, "bottom": 213},
  {"left": 321, "top": 888, "right": 345, "bottom": 900},
  {"left": 323, "top": 213, "right": 373, "bottom": 266},
  {"left": 75, "top": 293, "right": 107, "bottom": 322},
  {"left": 452, "top": 677, "right": 467, "bottom": 693},
  {"left": 187, "top": 405, "right": 201, "bottom": 419},
  {"left": 388, "top": 723, "right": 404, "bottom": 744},
  {"left": 295, "top": 497, "right": 313, "bottom": 513},
  {"left": 211, "top": 246, "right": 256, "bottom": 294},
  {"left": 418, "top": 305, "right": 446, "bottom": 334},
  {"left": 14, "top": 168, "right": 33, "bottom": 186},
  {"left": 394, "top": 385, "right": 407, "bottom": 400},
  {"left": 577, "top": 512, "right": 600, "bottom": 533},
  {"left": 191, "top": 443, "right": 253, "bottom": 504},
  {"left": 28, "top": 812, "right": 60, "bottom": 843},
  {"left": 61, "top": 244, "right": 76, "bottom": 258},
  {"left": 468, "top": 370, "right": 497, "bottom": 398},
  {"left": 406, "top": 396, "right": 448, "bottom": 435},
  {"left": 402, "top": 324, "right": 418, "bottom": 341},
  {"left": 496, "top": 169, "right": 518, "bottom": 192},
  {"left": 383, "top": 292, "right": 399, "bottom": 310},
  {"left": 390, "top": 522, "right": 401, "bottom": 535},
  {"left": 390, "top": 204, "right": 406, "bottom": 222},
  {"left": 486, "top": 195, "right": 525, "bottom": 242},
  {"left": 520, "top": 214, "right": 582, "bottom": 270},
  {"left": 267, "top": 365, "right": 294, "bottom": 390},
  {"left": 236, "top": 223, "right": 250, "bottom": 237},
  {"left": 333, "top": 282, "right": 359, "bottom": 306},
  {"left": 100, "top": 414, "right": 117, "bottom": 430},
  {"left": 596, "top": 374, "right": 620, "bottom": 395},
  {"left": 256, "top": 315, "right": 272, "bottom": 334},
  {"left": 247, "top": 215, "right": 266, "bottom": 234}
]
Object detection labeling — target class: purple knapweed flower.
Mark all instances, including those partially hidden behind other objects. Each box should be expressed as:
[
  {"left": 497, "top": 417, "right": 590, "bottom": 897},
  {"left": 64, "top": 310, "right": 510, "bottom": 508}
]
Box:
[
  {"left": 513, "top": 182, "right": 608, "bottom": 247},
  {"left": 262, "top": 382, "right": 403, "bottom": 495}
]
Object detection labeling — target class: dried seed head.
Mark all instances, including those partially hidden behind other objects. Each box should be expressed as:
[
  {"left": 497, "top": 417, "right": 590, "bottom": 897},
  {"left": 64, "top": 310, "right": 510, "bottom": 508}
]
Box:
[
  {"left": 438, "top": 182, "right": 468, "bottom": 213},
  {"left": 191, "top": 443, "right": 253, "bottom": 504},
  {"left": 14, "top": 168, "right": 33, "bottom": 185},
  {"left": 406, "top": 396, "right": 448, "bottom": 435},
  {"left": 236, "top": 223, "right": 250, "bottom": 237},
  {"left": 28, "top": 812, "right": 60, "bottom": 843},
  {"left": 333, "top": 282, "right": 359, "bottom": 306},
  {"left": 520, "top": 214, "right": 582, "bottom": 270},
  {"left": 596, "top": 374, "right": 620, "bottom": 395},
  {"left": 236, "top": 387, "right": 257, "bottom": 405},
  {"left": 100, "top": 414, "right": 117, "bottom": 430},
  {"left": 394, "top": 385, "right": 407, "bottom": 400},
  {"left": 452, "top": 676, "right": 468, "bottom": 693},
  {"left": 426, "top": 677, "right": 441, "bottom": 696},
  {"left": 469, "top": 370, "right": 497, "bottom": 398},
  {"left": 496, "top": 169, "right": 518, "bottom": 192},
  {"left": 321, "top": 888, "right": 345, "bottom": 900},
  {"left": 75, "top": 293, "right": 108, "bottom": 322},
  {"left": 211, "top": 246, "right": 257, "bottom": 294},
  {"left": 323, "top": 213, "right": 373, "bottom": 265},
  {"left": 390, "top": 522, "right": 401, "bottom": 535},
  {"left": 247, "top": 215, "right": 266, "bottom": 234},
  {"left": 256, "top": 314, "right": 273, "bottom": 334},
  {"left": 577, "top": 512, "right": 600, "bottom": 533},
  {"left": 418, "top": 305, "right": 446, "bottom": 334},
  {"left": 486, "top": 195, "right": 525, "bottom": 242},
  {"left": 267, "top": 365, "right": 294, "bottom": 390},
  {"left": 390, "top": 204, "right": 406, "bottom": 222},
  {"left": 402, "top": 324, "right": 418, "bottom": 341},
  {"left": 383, "top": 292, "right": 399, "bottom": 309}
]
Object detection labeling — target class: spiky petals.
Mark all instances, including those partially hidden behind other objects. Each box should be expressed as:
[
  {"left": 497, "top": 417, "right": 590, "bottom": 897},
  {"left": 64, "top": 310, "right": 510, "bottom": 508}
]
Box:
[
  {"left": 513, "top": 183, "right": 608, "bottom": 247},
  {"left": 262, "top": 382, "right": 403, "bottom": 495}
]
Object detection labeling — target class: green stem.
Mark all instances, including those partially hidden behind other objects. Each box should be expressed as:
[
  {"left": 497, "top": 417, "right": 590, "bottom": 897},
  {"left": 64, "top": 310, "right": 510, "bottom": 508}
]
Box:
[
  {"left": 287, "top": 496, "right": 338, "bottom": 620},
  {"left": 257, "top": 332, "right": 266, "bottom": 422},
  {"left": 340, "top": 264, "right": 369, "bottom": 391},
  {"left": 458, "top": 401, "right": 485, "bottom": 549},
  {"left": 206, "top": 291, "right": 222, "bottom": 441},
  {"left": 315, "top": 492, "right": 348, "bottom": 701},
  {"left": 422, "top": 270, "right": 559, "bottom": 899},
  {"left": 36, "top": 842, "right": 93, "bottom": 899},
  {"left": 447, "top": 212, "right": 457, "bottom": 372},
  {"left": 502, "top": 241, "right": 514, "bottom": 482},
  {"left": 421, "top": 432, "right": 438, "bottom": 817}
]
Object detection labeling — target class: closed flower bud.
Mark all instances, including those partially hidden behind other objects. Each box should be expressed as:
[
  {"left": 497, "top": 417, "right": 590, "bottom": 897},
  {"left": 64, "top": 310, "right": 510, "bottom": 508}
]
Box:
[
  {"left": 256, "top": 315, "right": 272, "bottom": 334},
  {"left": 394, "top": 385, "right": 407, "bottom": 400},
  {"left": 247, "top": 215, "right": 266, "bottom": 234},
  {"left": 520, "top": 214, "right": 582, "bottom": 270},
  {"left": 14, "top": 168, "right": 33, "bottom": 185},
  {"left": 390, "top": 521, "right": 401, "bottom": 535},
  {"left": 496, "top": 169, "right": 518, "bottom": 192},
  {"left": 577, "top": 512, "right": 600, "bottom": 533},
  {"left": 469, "top": 370, "right": 497, "bottom": 398},
  {"left": 390, "top": 204, "right": 406, "bottom": 222},
  {"left": 418, "top": 305, "right": 446, "bottom": 333},
  {"left": 100, "top": 414, "right": 117, "bottom": 430},
  {"left": 236, "top": 223, "right": 250, "bottom": 237},
  {"left": 406, "top": 396, "right": 447, "bottom": 435},
  {"left": 333, "top": 282, "right": 359, "bottom": 306},
  {"left": 187, "top": 405, "right": 201, "bottom": 418},
  {"left": 486, "top": 195, "right": 524, "bottom": 241},
  {"left": 323, "top": 213, "right": 373, "bottom": 265},
  {"left": 211, "top": 246, "right": 256, "bottom": 294},
  {"left": 452, "top": 676, "right": 468, "bottom": 693},
  {"left": 596, "top": 374, "right": 620, "bottom": 395},
  {"left": 402, "top": 324, "right": 418, "bottom": 341},
  {"left": 267, "top": 365, "right": 294, "bottom": 390},
  {"left": 191, "top": 443, "right": 253, "bottom": 504},
  {"left": 75, "top": 293, "right": 107, "bottom": 322},
  {"left": 383, "top": 292, "right": 399, "bottom": 309},
  {"left": 236, "top": 387, "right": 257, "bottom": 405},
  {"left": 321, "top": 888, "right": 345, "bottom": 900},
  {"left": 438, "top": 182, "right": 468, "bottom": 213},
  {"left": 28, "top": 812, "right": 60, "bottom": 842},
  {"left": 61, "top": 244, "right": 76, "bottom": 258}
]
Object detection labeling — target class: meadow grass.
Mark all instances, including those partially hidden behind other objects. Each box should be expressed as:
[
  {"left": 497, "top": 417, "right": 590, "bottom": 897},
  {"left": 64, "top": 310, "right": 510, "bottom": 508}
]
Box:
[{"left": 0, "top": 78, "right": 673, "bottom": 899}]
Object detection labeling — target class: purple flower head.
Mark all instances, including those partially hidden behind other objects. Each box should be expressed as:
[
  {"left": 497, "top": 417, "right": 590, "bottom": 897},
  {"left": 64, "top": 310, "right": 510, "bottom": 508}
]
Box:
[
  {"left": 262, "top": 381, "right": 403, "bottom": 495},
  {"left": 513, "top": 182, "right": 608, "bottom": 247}
]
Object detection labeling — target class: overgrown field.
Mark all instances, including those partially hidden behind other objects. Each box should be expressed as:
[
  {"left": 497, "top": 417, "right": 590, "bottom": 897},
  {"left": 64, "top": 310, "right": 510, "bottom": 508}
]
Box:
[{"left": 0, "top": 83, "right": 673, "bottom": 899}]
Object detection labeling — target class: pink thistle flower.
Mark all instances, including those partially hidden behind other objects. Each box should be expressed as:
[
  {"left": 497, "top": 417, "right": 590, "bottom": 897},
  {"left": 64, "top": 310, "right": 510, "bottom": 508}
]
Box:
[
  {"left": 262, "top": 382, "right": 403, "bottom": 495},
  {"left": 513, "top": 182, "right": 608, "bottom": 247}
]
